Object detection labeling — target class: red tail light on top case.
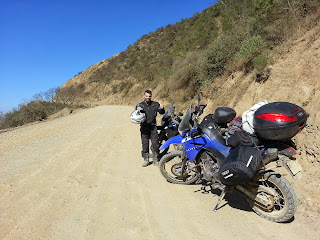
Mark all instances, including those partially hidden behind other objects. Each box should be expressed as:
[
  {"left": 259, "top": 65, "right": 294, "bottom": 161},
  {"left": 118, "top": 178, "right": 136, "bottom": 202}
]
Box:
[{"left": 255, "top": 113, "right": 297, "bottom": 123}]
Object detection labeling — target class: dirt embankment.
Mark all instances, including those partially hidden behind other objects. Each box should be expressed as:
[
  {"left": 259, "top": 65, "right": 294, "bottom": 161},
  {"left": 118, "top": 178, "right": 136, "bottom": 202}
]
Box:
[
  {"left": 203, "top": 25, "right": 320, "bottom": 218},
  {"left": 0, "top": 106, "right": 319, "bottom": 240}
]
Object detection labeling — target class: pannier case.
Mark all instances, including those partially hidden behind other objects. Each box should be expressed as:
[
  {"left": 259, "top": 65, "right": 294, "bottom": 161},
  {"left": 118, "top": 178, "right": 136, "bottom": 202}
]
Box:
[
  {"left": 218, "top": 146, "right": 262, "bottom": 185},
  {"left": 214, "top": 107, "right": 236, "bottom": 126},
  {"left": 253, "top": 102, "right": 308, "bottom": 140}
]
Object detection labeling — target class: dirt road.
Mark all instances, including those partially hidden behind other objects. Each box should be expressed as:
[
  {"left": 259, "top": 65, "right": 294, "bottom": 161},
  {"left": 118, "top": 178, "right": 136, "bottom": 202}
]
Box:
[{"left": 0, "top": 106, "right": 319, "bottom": 240}]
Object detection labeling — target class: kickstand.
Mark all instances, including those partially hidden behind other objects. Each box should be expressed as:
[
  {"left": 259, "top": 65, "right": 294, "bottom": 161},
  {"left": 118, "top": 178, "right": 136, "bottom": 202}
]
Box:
[{"left": 213, "top": 187, "right": 227, "bottom": 212}]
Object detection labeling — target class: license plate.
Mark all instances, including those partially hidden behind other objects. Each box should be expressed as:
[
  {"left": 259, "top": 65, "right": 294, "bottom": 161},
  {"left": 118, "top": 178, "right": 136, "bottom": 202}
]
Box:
[{"left": 286, "top": 160, "right": 302, "bottom": 176}]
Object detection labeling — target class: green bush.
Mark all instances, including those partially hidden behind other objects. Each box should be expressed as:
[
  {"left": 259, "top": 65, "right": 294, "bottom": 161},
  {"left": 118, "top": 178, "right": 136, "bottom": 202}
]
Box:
[
  {"left": 168, "top": 52, "right": 205, "bottom": 90},
  {"left": 235, "top": 35, "right": 266, "bottom": 62},
  {"left": 111, "top": 84, "right": 118, "bottom": 94},
  {"left": 253, "top": 53, "right": 268, "bottom": 72},
  {"left": 0, "top": 101, "right": 67, "bottom": 129},
  {"left": 253, "top": 0, "right": 274, "bottom": 18},
  {"left": 206, "top": 29, "right": 247, "bottom": 78},
  {"left": 110, "top": 80, "right": 134, "bottom": 95}
]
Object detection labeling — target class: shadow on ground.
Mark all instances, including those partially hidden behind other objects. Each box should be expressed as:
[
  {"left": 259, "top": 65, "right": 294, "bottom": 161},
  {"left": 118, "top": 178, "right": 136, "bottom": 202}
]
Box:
[{"left": 194, "top": 184, "right": 252, "bottom": 212}]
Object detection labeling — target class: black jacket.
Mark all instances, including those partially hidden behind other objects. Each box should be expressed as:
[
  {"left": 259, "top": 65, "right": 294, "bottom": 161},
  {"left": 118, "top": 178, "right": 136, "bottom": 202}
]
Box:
[{"left": 136, "top": 100, "right": 165, "bottom": 125}]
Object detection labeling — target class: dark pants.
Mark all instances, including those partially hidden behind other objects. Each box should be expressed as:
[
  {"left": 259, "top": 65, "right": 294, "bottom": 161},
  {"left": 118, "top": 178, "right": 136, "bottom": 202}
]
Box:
[{"left": 140, "top": 124, "right": 159, "bottom": 157}]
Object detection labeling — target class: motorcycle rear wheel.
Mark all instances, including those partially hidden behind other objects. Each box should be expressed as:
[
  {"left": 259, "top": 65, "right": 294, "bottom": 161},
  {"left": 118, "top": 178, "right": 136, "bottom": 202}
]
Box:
[
  {"left": 159, "top": 150, "right": 200, "bottom": 185},
  {"left": 248, "top": 171, "right": 297, "bottom": 223}
]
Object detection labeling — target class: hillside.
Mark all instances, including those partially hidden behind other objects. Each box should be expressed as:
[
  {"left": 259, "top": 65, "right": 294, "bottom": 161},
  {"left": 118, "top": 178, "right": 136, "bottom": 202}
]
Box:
[
  {"left": 58, "top": 0, "right": 320, "bottom": 216},
  {"left": 59, "top": 1, "right": 320, "bottom": 103}
]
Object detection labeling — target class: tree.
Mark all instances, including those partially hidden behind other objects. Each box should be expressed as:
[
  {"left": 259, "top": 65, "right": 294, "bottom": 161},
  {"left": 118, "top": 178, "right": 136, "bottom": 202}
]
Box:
[
  {"left": 0, "top": 111, "right": 4, "bottom": 122},
  {"left": 55, "top": 84, "right": 85, "bottom": 105},
  {"left": 32, "top": 87, "right": 60, "bottom": 102},
  {"left": 32, "top": 93, "right": 44, "bottom": 101},
  {"left": 45, "top": 87, "right": 60, "bottom": 102}
]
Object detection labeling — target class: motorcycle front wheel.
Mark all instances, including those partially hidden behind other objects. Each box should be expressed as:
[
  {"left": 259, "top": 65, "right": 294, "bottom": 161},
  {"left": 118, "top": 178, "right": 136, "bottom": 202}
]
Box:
[
  {"left": 248, "top": 171, "right": 297, "bottom": 223},
  {"left": 159, "top": 150, "right": 200, "bottom": 185}
]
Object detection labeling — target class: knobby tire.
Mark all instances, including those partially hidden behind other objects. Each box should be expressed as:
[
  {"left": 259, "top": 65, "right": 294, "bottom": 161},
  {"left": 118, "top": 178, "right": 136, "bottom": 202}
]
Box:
[{"left": 159, "top": 150, "right": 200, "bottom": 185}]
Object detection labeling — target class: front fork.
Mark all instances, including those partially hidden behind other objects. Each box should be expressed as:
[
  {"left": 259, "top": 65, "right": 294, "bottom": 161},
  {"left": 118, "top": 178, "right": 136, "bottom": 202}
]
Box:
[{"left": 180, "top": 149, "right": 188, "bottom": 175}]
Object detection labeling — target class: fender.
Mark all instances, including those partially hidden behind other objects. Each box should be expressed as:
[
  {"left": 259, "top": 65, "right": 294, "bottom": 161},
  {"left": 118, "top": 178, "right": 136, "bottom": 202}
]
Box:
[{"left": 160, "top": 135, "right": 183, "bottom": 150}]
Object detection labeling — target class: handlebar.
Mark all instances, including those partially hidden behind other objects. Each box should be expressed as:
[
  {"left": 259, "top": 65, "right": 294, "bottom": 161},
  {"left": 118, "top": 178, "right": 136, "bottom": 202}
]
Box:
[{"left": 192, "top": 104, "right": 207, "bottom": 128}]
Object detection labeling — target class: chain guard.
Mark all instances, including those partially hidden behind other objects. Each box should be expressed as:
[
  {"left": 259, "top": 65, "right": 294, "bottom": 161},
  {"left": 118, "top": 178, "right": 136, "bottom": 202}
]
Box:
[
  {"left": 241, "top": 182, "right": 278, "bottom": 211},
  {"left": 254, "top": 185, "right": 277, "bottom": 210}
]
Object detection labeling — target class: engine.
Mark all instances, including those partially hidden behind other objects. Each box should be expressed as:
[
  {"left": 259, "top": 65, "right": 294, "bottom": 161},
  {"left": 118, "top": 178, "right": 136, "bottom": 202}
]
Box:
[{"left": 200, "top": 151, "right": 219, "bottom": 182}]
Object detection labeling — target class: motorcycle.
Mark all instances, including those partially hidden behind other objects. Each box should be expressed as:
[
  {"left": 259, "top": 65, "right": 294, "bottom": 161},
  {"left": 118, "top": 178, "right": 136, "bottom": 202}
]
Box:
[
  {"left": 158, "top": 93, "right": 219, "bottom": 185},
  {"left": 159, "top": 94, "right": 306, "bottom": 222},
  {"left": 149, "top": 101, "right": 183, "bottom": 158}
]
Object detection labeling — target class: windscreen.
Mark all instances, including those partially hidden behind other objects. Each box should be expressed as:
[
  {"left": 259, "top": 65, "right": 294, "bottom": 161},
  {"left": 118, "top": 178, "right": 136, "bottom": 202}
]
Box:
[
  {"left": 178, "top": 107, "right": 192, "bottom": 132},
  {"left": 164, "top": 102, "right": 173, "bottom": 118}
]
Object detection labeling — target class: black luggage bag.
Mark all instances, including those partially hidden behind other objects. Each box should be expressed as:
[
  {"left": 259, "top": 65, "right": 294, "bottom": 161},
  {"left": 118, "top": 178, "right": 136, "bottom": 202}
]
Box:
[
  {"left": 218, "top": 146, "right": 262, "bottom": 186},
  {"left": 214, "top": 107, "right": 236, "bottom": 127}
]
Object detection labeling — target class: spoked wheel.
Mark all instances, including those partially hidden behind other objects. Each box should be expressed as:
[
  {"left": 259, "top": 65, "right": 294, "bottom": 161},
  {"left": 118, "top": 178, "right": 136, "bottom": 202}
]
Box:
[
  {"left": 159, "top": 150, "right": 200, "bottom": 185},
  {"left": 248, "top": 171, "right": 297, "bottom": 223}
]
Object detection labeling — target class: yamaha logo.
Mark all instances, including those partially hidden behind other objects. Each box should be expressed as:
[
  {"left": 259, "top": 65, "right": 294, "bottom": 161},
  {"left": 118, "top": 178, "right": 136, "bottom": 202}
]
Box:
[{"left": 221, "top": 170, "right": 229, "bottom": 176}]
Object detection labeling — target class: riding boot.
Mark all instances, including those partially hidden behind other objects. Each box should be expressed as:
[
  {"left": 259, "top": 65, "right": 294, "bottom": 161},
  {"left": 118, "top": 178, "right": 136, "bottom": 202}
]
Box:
[
  {"left": 142, "top": 152, "right": 149, "bottom": 167},
  {"left": 152, "top": 151, "right": 159, "bottom": 166}
]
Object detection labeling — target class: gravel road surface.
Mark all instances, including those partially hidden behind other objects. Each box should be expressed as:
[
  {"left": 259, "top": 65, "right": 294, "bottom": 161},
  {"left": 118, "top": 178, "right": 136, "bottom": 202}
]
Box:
[{"left": 0, "top": 106, "right": 318, "bottom": 240}]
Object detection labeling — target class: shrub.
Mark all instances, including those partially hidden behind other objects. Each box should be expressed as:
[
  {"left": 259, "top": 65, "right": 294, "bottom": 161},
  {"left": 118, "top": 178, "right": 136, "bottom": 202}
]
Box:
[
  {"left": 253, "top": 53, "right": 268, "bottom": 72},
  {"left": 168, "top": 52, "right": 205, "bottom": 90},
  {"left": 56, "top": 84, "right": 85, "bottom": 105},
  {"left": 235, "top": 35, "right": 266, "bottom": 62},
  {"left": 253, "top": 0, "right": 274, "bottom": 18},
  {"left": 33, "top": 87, "right": 60, "bottom": 102},
  {"left": 110, "top": 80, "right": 134, "bottom": 95},
  {"left": 160, "top": 92, "right": 169, "bottom": 99},
  {"left": 206, "top": 29, "right": 247, "bottom": 78},
  {"left": 0, "top": 101, "right": 67, "bottom": 129},
  {"left": 111, "top": 84, "right": 118, "bottom": 94}
]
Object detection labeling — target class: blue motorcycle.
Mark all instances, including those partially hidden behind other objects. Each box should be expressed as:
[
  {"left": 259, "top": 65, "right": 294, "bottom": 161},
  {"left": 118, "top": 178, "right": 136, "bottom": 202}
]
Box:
[
  {"left": 159, "top": 94, "right": 306, "bottom": 223},
  {"left": 159, "top": 102, "right": 229, "bottom": 185}
]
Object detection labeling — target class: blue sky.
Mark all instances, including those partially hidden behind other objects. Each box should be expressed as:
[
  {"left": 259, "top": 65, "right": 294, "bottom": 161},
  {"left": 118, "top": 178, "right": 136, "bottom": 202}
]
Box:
[{"left": 0, "top": 0, "right": 216, "bottom": 113}]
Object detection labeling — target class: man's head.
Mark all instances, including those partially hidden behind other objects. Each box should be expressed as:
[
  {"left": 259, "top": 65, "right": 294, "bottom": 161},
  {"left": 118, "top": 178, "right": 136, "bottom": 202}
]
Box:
[{"left": 144, "top": 90, "right": 152, "bottom": 103}]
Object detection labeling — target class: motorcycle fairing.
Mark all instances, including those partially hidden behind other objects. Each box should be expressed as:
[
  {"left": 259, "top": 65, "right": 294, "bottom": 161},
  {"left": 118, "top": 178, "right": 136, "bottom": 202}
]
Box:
[
  {"left": 183, "top": 135, "right": 207, "bottom": 162},
  {"left": 160, "top": 135, "right": 184, "bottom": 150},
  {"left": 183, "top": 134, "right": 230, "bottom": 162}
]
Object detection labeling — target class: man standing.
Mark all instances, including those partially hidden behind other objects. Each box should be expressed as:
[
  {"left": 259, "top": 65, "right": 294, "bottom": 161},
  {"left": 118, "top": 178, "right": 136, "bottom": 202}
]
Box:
[{"left": 136, "top": 90, "right": 165, "bottom": 167}]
